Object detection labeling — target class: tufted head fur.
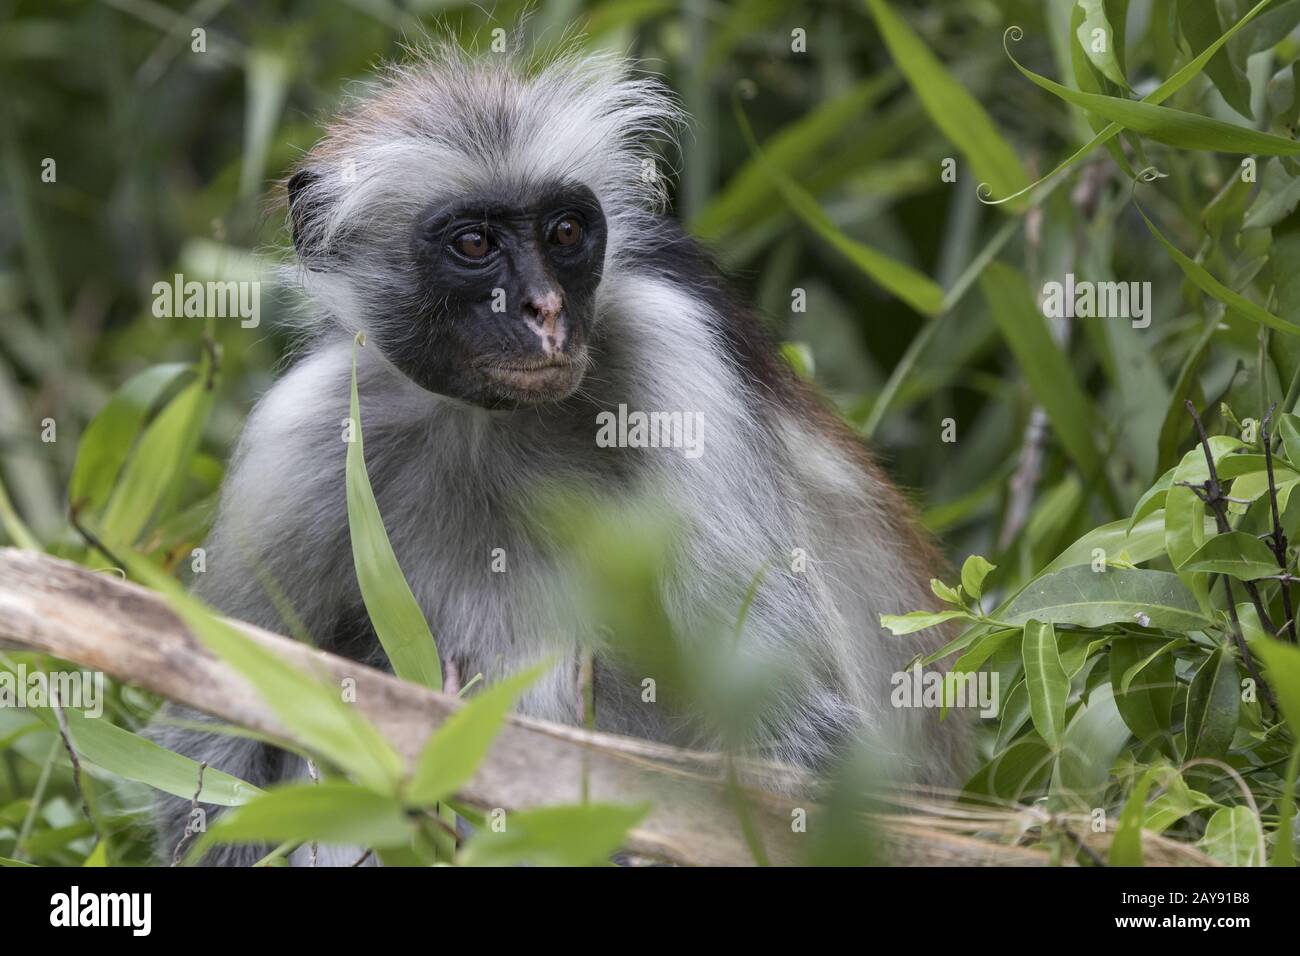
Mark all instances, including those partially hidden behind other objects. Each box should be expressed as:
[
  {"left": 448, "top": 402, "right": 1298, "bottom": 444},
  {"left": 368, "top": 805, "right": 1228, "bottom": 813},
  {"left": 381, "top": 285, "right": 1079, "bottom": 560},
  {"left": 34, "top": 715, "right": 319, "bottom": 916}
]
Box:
[{"left": 285, "top": 45, "right": 682, "bottom": 381}]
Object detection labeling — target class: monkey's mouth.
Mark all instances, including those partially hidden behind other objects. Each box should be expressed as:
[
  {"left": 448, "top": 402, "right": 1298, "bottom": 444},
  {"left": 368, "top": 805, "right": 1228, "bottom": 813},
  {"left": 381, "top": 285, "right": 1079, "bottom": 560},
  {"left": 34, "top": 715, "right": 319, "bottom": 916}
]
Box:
[{"left": 477, "top": 350, "right": 586, "bottom": 401}]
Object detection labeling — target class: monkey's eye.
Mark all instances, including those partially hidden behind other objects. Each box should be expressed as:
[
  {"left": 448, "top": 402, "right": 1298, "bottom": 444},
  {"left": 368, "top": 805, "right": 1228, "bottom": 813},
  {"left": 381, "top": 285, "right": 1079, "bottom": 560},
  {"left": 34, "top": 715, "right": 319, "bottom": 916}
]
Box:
[
  {"left": 550, "top": 216, "right": 583, "bottom": 248},
  {"left": 452, "top": 229, "right": 492, "bottom": 260}
]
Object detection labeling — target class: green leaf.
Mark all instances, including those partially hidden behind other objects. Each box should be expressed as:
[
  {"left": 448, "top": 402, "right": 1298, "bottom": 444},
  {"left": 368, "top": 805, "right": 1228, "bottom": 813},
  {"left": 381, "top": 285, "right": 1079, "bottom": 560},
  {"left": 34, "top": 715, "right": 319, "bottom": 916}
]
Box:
[
  {"left": 1228, "top": 469, "right": 1300, "bottom": 511},
  {"left": 1184, "top": 645, "right": 1241, "bottom": 762},
  {"left": 864, "top": 0, "right": 1028, "bottom": 207},
  {"left": 82, "top": 841, "right": 107, "bottom": 867},
  {"left": 1253, "top": 638, "right": 1300, "bottom": 739},
  {"left": 1244, "top": 158, "right": 1300, "bottom": 228},
  {"left": 459, "top": 802, "right": 650, "bottom": 867},
  {"left": 126, "top": 553, "right": 403, "bottom": 793},
  {"left": 1276, "top": 216, "right": 1300, "bottom": 397},
  {"left": 1217, "top": 454, "right": 1269, "bottom": 478},
  {"left": 240, "top": 49, "right": 290, "bottom": 198},
  {"left": 1144, "top": 778, "right": 1217, "bottom": 833},
  {"left": 930, "top": 577, "right": 963, "bottom": 606},
  {"left": 1199, "top": 805, "right": 1263, "bottom": 866},
  {"left": 964, "top": 737, "right": 1054, "bottom": 802},
  {"left": 1045, "top": 510, "right": 1217, "bottom": 574},
  {"left": 0, "top": 475, "right": 39, "bottom": 551},
  {"left": 1076, "top": 0, "right": 1130, "bottom": 89},
  {"left": 200, "top": 782, "right": 412, "bottom": 852},
  {"left": 68, "top": 362, "right": 191, "bottom": 513},
  {"left": 406, "top": 665, "right": 544, "bottom": 806},
  {"left": 1182, "top": 531, "right": 1281, "bottom": 580},
  {"left": 347, "top": 342, "right": 442, "bottom": 691},
  {"left": 993, "top": 679, "right": 1031, "bottom": 752},
  {"left": 33, "top": 706, "right": 257, "bottom": 807},
  {"left": 1155, "top": 315, "right": 1219, "bottom": 475},
  {"left": 692, "top": 74, "right": 898, "bottom": 240},
  {"left": 1110, "top": 637, "right": 1176, "bottom": 750},
  {"left": 732, "top": 104, "right": 944, "bottom": 316},
  {"left": 779, "top": 341, "right": 815, "bottom": 379},
  {"left": 1271, "top": 743, "right": 1300, "bottom": 867},
  {"left": 1278, "top": 413, "right": 1300, "bottom": 467},
  {"left": 1202, "top": 171, "right": 1256, "bottom": 247},
  {"left": 879, "top": 609, "right": 971, "bottom": 635},
  {"left": 1164, "top": 439, "right": 1244, "bottom": 570},
  {"left": 1119, "top": 637, "right": 1184, "bottom": 695},
  {"left": 960, "top": 555, "right": 996, "bottom": 602},
  {"left": 1022, "top": 620, "right": 1069, "bottom": 751},
  {"left": 1248, "top": 0, "right": 1300, "bottom": 56},
  {"left": 1003, "top": 566, "right": 1210, "bottom": 630},
  {"left": 100, "top": 374, "right": 214, "bottom": 545},
  {"left": 1007, "top": 40, "right": 1300, "bottom": 155},
  {"left": 1128, "top": 467, "right": 1174, "bottom": 533},
  {"left": 951, "top": 629, "right": 1021, "bottom": 679},
  {"left": 979, "top": 262, "right": 1101, "bottom": 474},
  {"left": 1177, "top": 0, "right": 1253, "bottom": 119},
  {"left": 1137, "top": 200, "right": 1300, "bottom": 339},
  {"left": 1054, "top": 684, "right": 1131, "bottom": 806},
  {"left": 1110, "top": 766, "right": 1161, "bottom": 866},
  {"left": 1058, "top": 633, "right": 1106, "bottom": 678},
  {"left": 915, "top": 622, "right": 1005, "bottom": 668}
]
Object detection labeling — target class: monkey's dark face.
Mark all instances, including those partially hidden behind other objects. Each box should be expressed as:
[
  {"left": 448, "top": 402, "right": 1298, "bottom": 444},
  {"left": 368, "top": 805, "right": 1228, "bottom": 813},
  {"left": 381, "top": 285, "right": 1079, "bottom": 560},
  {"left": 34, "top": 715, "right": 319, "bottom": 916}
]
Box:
[{"left": 386, "top": 182, "right": 607, "bottom": 408}]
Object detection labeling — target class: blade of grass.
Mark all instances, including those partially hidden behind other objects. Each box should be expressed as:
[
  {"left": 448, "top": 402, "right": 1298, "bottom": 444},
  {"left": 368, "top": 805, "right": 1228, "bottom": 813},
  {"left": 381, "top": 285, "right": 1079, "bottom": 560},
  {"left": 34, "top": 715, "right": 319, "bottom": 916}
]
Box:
[
  {"left": 69, "top": 362, "right": 192, "bottom": 513},
  {"left": 691, "top": 72, "right": 899, "bottom": 240},
  {"left": 864, "top": 0, "right": 1029, "bottom": 207},
  {"left": 979, "top": 261, "right": 1103, "bottom": 475},
  {"left": 347, "top": 336, "right": 443, "bottom": 691},
  {"left": 733, "top": 99, "right": 944, "bottom": 316},
  {"left": 100, "top": 373, "right": 214, "bottom": 546},
  {"left": 0, "top": 473, "right": 39, "bottom": 551},
  {"left": 1136, "top": 191, "right": 1300, "bottom": 339}
]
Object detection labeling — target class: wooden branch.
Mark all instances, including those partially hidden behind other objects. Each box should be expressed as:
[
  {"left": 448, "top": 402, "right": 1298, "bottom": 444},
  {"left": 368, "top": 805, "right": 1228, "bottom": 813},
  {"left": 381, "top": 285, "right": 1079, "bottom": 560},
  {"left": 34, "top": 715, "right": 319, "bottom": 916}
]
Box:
[{"left": 0, "top": 547, "right": 1069, "bottom": 866}]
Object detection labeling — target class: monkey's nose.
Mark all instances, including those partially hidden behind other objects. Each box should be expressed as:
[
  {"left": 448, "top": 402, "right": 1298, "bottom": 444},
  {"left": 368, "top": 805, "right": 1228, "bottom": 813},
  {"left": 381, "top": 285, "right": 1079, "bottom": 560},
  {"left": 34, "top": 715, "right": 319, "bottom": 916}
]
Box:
[
  {"left": 523, "top": 290, "right": 566, "bottom": 356},
  {"left": 525, "top": 290, "right": 563, "bottom": 324}
]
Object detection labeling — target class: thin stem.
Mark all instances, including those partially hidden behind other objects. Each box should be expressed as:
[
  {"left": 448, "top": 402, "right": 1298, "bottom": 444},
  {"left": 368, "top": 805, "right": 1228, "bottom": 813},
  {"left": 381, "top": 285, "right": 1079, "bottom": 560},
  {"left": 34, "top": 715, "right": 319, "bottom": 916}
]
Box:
[
  {"left": 1184, "top": 401, "right": 1276, "bottom": 709},
  {"left": 12, "top": 738, "right": 59, "bottom": 861},
  {"left": 1220, "top": 576, "right": 1275, "bottom": 712},
  {"left": 171, "top": 761, "right": 207, "bottom": 866},
  {"left": 1260, "top": 404, "right": 1297, "bottom": 643},
  {"left": 51, "top": 688, "right": 97, "bottom": 836}
]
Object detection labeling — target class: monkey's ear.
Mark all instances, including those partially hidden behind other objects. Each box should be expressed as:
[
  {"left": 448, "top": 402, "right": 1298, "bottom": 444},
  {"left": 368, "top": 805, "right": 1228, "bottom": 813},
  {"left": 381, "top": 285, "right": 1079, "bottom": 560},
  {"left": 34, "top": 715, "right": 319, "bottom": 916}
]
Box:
[{"left": 286, "top": 169, "right": 321, "bottom": 258}]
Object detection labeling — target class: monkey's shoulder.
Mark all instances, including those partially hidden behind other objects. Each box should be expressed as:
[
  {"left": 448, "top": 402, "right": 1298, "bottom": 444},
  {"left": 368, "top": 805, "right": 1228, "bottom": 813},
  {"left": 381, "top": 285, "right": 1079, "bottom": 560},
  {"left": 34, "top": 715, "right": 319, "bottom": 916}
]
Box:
[{"left": 621, "top": 220, "right": 882, "bottom": 468}]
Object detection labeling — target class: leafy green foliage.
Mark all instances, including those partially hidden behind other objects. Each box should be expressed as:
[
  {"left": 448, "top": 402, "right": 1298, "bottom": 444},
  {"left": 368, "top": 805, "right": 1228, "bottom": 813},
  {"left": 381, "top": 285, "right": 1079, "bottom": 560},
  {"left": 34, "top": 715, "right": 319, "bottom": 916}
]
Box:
[{"left": 897, "top": 419, "right": 1300, "bottom": 861}]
